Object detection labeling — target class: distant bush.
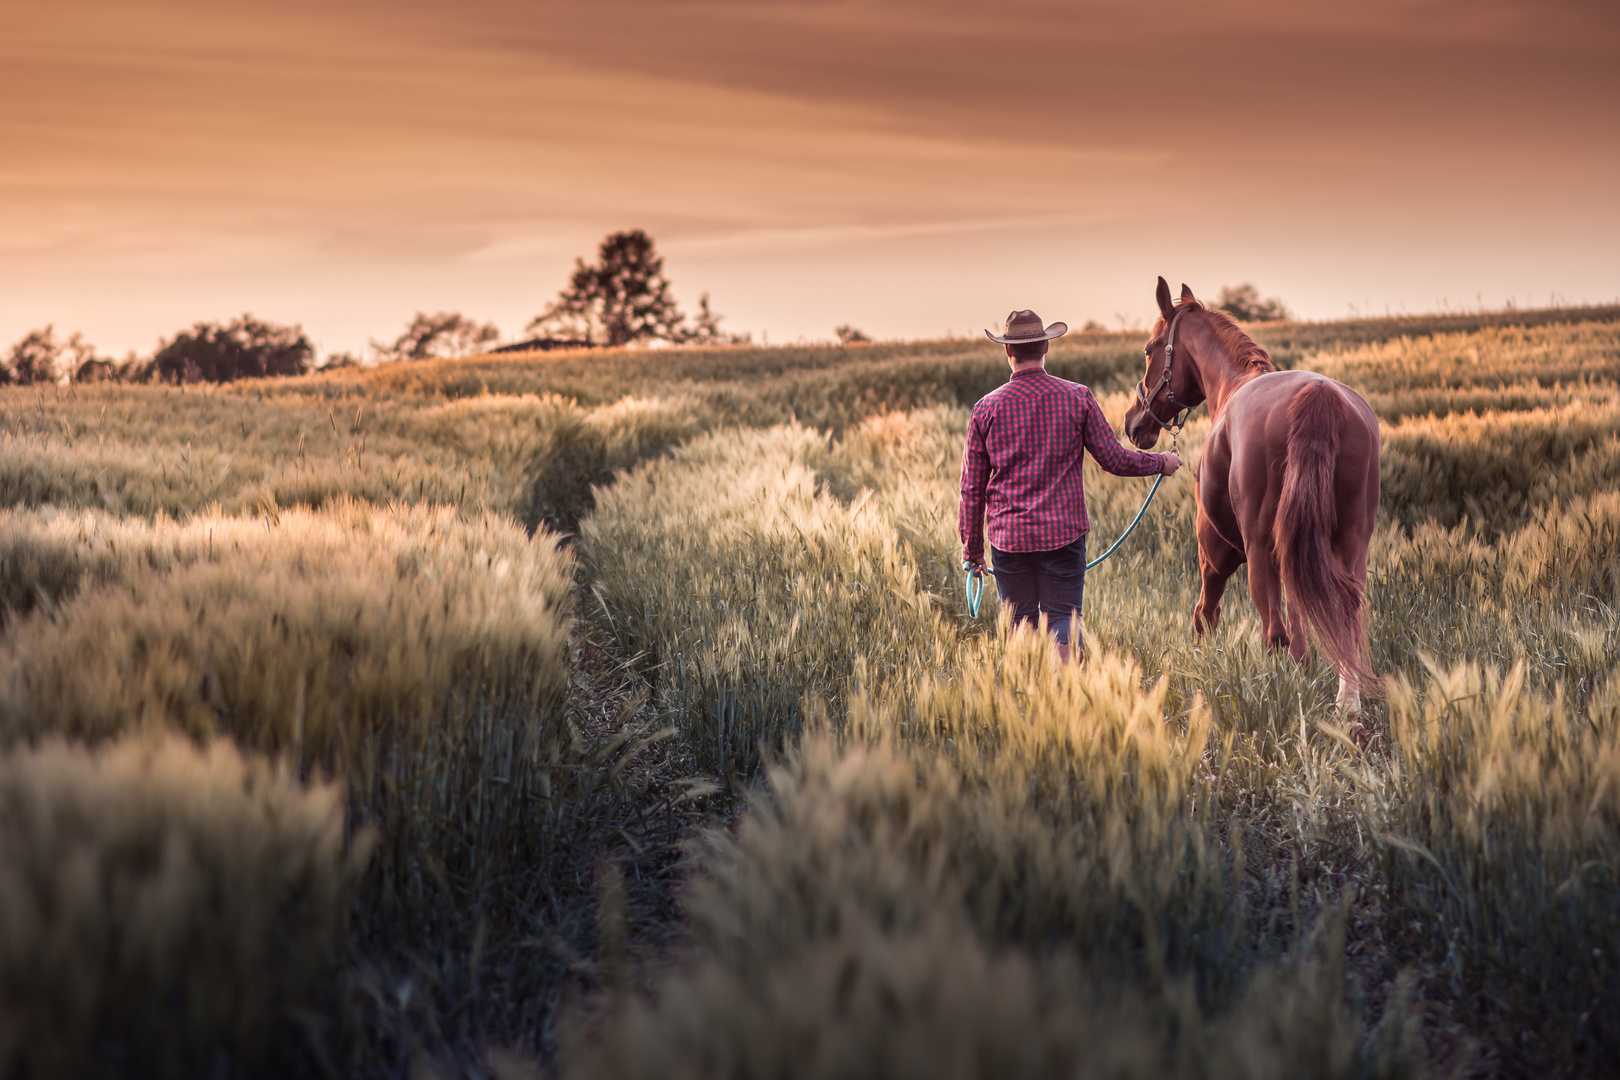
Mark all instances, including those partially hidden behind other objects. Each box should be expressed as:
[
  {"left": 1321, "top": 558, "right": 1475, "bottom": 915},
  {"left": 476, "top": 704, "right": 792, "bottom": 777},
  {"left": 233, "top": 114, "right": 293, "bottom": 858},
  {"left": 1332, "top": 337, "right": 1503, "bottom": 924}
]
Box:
[
  {"left": 1216, "top": 284, "right": 1292, "bottom": 323},
  {"left": 835, "top": 324, "right": 872, "bottom": 345},
  {"left": 71, "top": 356, "right": 117, "bottom": 382},
  {"left": 0, "top": 733, "right": 367, "bottom": 1078},
  {"left": 687, "top": 292, "right": 749, "bottom": 345},
  {"left": 4, "top": 325, "right": 108, "bottom": 386},
  {"left": 318, "top": 350, "right": 362, "bottom": 371},
  {"left": 368, "top": 311, "right": 500, "bottom": 363},
  {"left": 4, "top": 327, "right": 60, "bottom": 385},
  {"left": 153, "top": 315, "right": 312, "bottom": 383}
]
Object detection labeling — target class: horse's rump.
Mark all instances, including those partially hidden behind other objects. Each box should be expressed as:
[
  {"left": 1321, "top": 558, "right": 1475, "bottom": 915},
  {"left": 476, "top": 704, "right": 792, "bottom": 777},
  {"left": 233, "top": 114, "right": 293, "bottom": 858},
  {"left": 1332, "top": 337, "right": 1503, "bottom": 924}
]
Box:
[{"left": 1274, "top": 380, "right": 1376, "bottom": 693}]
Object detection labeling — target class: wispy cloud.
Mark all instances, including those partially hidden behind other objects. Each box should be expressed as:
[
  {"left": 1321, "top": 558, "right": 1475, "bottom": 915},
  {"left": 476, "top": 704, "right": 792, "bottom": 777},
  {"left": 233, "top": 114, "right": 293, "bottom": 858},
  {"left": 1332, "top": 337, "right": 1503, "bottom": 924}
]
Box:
[{"left": 1, "top": 0, "right": 1615, "bottom": 352}]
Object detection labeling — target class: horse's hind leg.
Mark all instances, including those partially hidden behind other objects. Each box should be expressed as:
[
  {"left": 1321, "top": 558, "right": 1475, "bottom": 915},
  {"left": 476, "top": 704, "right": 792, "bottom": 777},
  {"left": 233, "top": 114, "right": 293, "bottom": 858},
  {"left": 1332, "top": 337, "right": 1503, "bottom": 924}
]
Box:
[
  {"left": 1332, "top": 530, "right": 1373, "bottom": 719},
  {"left": 1244, "top": 536, "right": 1295, "bottom": 658},
  {"left": 1194, "top": 510, "right": 1243, "bottom": 637},
  {"left": 1335, "top": 677, "right": 1362, "bottom": 718},
  {"left": 1282, "top": 600, "right": 1359, "bottom": 720}
]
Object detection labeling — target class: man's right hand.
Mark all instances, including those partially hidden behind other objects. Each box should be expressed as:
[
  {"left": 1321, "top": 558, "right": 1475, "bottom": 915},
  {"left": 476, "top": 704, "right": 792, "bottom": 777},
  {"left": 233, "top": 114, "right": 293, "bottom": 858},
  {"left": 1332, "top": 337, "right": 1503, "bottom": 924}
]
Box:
[
  {"left": 1159, "top": 453, "right": 1183, "bottom": 476},
  {"left": 964, "top": 555, "right": 987, "bottom": 574}
]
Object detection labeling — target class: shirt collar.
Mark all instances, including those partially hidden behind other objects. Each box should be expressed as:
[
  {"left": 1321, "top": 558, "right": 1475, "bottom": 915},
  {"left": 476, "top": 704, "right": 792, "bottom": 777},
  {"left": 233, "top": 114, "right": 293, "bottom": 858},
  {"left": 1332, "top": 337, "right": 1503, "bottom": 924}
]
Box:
[{"left": 1009, "top": 367, "right": 1047, "bottom": 380}]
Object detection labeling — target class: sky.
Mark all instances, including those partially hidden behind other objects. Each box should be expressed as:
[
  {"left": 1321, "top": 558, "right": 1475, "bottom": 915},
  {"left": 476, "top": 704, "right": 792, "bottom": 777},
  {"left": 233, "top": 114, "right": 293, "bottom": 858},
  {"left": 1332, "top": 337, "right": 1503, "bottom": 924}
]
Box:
[{"left": 3, "top": 0, "right": 1618, "bottom": 357}]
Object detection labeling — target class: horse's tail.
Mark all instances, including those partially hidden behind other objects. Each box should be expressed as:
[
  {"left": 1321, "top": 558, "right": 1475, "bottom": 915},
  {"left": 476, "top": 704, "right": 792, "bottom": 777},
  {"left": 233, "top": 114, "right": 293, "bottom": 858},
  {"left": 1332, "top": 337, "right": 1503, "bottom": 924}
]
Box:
[{"left": 1275, "top": 381, "right": 1376, "bottom": 694}]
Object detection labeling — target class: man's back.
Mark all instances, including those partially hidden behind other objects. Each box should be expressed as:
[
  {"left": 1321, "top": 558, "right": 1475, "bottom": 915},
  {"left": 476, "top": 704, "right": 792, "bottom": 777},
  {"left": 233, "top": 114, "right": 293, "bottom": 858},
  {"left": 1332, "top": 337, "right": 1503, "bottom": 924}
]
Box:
[
  {"left": 970, "top": 369, "right": 1092, "bottom": 551},
  {"left": 960, "top": 368, "right": 1162, "bottom": 558}
]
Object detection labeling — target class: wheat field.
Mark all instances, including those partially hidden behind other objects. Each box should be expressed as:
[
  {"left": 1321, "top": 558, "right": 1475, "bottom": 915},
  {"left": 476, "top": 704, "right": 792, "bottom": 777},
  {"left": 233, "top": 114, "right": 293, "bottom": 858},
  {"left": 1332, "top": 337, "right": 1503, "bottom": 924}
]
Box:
[{"left": 0, "top": 308, "right": 1615, "bottom": 1077}]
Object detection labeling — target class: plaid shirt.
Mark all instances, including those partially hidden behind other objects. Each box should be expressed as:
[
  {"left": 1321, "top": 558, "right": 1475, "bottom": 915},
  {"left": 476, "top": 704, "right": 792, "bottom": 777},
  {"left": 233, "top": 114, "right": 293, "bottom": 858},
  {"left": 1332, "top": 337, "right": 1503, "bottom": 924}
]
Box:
[{"left": 960, "top": 368, "right": 1165, "bottom": 561}]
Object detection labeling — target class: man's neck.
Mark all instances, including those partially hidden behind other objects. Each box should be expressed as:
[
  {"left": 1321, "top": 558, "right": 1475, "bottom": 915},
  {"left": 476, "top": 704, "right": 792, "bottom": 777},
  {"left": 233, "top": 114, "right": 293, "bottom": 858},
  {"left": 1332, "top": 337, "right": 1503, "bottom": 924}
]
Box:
[{"left": 1009, "top": 360, "right": 1046, "bottom": 375}]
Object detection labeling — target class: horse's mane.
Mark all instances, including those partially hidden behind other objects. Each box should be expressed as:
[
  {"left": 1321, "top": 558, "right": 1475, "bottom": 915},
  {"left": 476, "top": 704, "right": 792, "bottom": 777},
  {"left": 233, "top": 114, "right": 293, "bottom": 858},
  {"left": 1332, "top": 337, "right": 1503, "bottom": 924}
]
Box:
[{"left": 1174, "top": 300, "right": 1276, "bottom": 375}]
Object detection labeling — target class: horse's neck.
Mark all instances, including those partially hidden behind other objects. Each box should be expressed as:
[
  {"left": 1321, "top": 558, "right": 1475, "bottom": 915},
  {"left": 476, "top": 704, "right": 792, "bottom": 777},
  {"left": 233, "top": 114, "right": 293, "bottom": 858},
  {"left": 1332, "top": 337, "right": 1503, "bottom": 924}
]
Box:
[
  {"left": 1187, "top": 318, "right": 1262, "bottom": 419},
  {"left": 1206, "top": 367, "right": 1266, "bottom": 419}
]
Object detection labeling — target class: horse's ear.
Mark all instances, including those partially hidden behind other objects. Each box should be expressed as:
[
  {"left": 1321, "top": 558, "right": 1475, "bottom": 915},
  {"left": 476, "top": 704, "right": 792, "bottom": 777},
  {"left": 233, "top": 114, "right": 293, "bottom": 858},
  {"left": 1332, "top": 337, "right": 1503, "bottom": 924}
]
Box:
[
  {"left": 1155, "top": 277, "right": 1174, "bottom": 320},
  {"left": 1180, "top": 283, "right": 1196, "bottom": 305}
]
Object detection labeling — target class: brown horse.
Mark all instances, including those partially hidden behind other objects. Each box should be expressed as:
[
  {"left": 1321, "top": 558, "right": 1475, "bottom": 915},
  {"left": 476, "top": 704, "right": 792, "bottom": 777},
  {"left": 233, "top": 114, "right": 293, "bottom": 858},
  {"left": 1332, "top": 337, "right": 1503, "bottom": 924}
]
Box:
[{"left": 1123, "top": 278, "right": 1380, "bottom": 713}]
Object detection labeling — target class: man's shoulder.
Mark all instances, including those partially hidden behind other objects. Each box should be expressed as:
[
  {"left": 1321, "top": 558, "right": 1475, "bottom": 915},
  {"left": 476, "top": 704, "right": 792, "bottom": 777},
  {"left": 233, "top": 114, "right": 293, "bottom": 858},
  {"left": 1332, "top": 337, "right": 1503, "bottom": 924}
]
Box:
[
  {"left": 974, "top": 370, "right": 1093, "bottom": 413},
  {"left": 1043, "top": 375, "right": 1101, "bottom": 411},
  {"left": 1041, "top": 371, "right": 1092, "bottom": 395},
  {"left": 973, "top": 380, "right": 1016, "bottom": 414},
  {"left": 1030, "top": 372, "right": 1095, "bottom": 407}
]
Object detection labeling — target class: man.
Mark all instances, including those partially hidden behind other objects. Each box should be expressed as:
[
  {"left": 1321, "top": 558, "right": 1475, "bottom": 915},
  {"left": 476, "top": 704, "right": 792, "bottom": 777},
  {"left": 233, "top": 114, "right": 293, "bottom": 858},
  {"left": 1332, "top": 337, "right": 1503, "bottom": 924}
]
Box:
[{"left": 961, "top": 310, "right": 1182, "bottom": 661}]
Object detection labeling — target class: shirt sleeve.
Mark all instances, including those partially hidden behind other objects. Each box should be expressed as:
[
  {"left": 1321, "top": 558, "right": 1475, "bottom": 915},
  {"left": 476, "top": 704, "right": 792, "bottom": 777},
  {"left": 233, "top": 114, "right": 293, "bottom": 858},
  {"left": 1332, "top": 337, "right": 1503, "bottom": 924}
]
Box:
[
  {"left": 1080, "top": 389, "right": 1165, "bottom": 477},
  {"left": 959, "top": 405, "right": 992, "bottom": 562}
]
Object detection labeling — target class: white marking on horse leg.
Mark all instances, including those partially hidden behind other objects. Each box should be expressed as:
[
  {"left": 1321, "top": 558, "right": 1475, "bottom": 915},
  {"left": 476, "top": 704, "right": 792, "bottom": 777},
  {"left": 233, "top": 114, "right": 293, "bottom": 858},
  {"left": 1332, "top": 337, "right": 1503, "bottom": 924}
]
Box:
[{"left": 1335, "top": 675, "right": 1361, "bottom": 717}]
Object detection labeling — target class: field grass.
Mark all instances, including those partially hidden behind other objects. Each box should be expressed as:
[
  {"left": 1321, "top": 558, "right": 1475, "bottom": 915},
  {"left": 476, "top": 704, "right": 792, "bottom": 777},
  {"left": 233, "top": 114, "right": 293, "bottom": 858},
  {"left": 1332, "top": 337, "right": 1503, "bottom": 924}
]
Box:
[
  {"left": 0, "top": 734, "right": 364, "bottom": 1078},
  {"left": 0, "top": 303, "right": 1615, "bottom": 1077}
]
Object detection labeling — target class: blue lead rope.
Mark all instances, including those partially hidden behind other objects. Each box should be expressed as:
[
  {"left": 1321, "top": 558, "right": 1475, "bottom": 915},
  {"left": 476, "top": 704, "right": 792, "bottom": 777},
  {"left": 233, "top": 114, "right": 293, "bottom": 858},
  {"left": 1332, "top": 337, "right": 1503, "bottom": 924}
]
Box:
[
  {"left": 963, "top": 468, "right": 1171, "bottom": 618},
  {"left": 962, "top": 562, "right": 985, "bottom": 617},
  {"left": 1084, "top": 471, "right": 1166, "bottom": 570}
]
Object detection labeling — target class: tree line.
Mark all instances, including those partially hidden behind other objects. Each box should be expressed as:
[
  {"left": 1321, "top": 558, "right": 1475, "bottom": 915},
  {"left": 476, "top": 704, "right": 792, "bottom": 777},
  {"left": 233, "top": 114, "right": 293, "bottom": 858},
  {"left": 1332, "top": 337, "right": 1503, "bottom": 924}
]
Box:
[
  {"left": 4, "top": 230, "right": 753, "bottom": 387},
  {"left": 1, "top": 317, "right": 319, "bottom": 387},
  {"left": 3, "top": 227, "right": 1293, "bottom": 385}
]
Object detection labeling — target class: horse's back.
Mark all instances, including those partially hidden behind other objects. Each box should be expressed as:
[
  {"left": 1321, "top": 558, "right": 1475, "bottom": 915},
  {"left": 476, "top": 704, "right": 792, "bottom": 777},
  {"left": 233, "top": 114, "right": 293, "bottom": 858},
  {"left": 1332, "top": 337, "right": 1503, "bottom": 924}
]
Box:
[
  {"left": 1227, "top": 370, "right": 1375, "bottom": 432},
  {"left": 1210, "top": 370, "right": 1379, "bottom": 541}
]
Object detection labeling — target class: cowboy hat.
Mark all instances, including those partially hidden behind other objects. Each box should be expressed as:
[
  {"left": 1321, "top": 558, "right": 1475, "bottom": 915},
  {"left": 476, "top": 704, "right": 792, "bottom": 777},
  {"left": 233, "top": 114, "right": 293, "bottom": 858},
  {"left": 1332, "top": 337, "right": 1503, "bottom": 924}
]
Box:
[{"left": 985, "top": 309, "right": 1068, "bottom": 344}]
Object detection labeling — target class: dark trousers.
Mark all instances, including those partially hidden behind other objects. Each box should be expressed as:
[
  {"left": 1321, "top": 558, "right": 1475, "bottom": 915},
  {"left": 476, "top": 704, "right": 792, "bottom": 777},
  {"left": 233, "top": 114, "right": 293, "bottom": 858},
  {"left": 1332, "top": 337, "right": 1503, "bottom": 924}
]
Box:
[{"left": 990, "top": 534, "right": 1087, "bottom": 645}]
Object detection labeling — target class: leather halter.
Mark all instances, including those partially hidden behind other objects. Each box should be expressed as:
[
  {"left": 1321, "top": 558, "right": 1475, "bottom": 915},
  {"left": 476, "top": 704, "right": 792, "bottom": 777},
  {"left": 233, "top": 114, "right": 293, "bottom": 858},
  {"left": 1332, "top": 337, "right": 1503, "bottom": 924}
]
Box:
[{"left": 1134, "top": 305, "right": 1198, "bottom": 436}]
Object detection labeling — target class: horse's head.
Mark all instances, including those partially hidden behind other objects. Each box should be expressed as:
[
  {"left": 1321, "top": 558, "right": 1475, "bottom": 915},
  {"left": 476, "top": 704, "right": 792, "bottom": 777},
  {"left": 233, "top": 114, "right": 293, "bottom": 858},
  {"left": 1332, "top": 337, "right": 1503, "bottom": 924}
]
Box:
[{"left": 1123, "top": 276, "right": 1209, "bottom": 448}]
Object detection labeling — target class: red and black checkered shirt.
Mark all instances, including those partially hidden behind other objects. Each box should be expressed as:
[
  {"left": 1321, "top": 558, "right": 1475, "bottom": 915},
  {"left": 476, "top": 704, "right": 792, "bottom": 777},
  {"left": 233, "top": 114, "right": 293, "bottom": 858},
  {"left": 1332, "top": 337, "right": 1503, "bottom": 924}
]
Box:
[{"left": 959, "top": 368, "right": 1166, "bottom": 562}]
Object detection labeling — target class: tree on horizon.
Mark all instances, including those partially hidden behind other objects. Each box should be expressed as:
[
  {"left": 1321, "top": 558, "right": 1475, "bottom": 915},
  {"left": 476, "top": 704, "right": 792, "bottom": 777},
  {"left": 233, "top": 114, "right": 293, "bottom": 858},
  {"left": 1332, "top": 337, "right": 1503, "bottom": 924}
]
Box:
[
  {"left": 3, "top": 327, "right": 63, "bottom": 385},
  {"left": 528, "top": 230, "right": 686, "bottom": 347},
  {"left": 154, "top": 316, "right": 312, "bottom": 383},
  {"left": 4, "top": 326, "right": 115, "bottom": 385},
  {"left": 1216, "top": 283, "right": 1292, "bottom": 323},
  {"left": 370, "top": 312, "right": 500, "bottom": 363}
]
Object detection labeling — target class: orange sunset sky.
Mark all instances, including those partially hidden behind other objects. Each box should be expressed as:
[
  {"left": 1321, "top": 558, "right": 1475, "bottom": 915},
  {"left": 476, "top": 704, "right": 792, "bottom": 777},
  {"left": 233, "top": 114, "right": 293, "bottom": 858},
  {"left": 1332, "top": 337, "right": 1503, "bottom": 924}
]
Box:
[{"left": 3, "top": 0, "right": 1618, "bottom": 357}]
